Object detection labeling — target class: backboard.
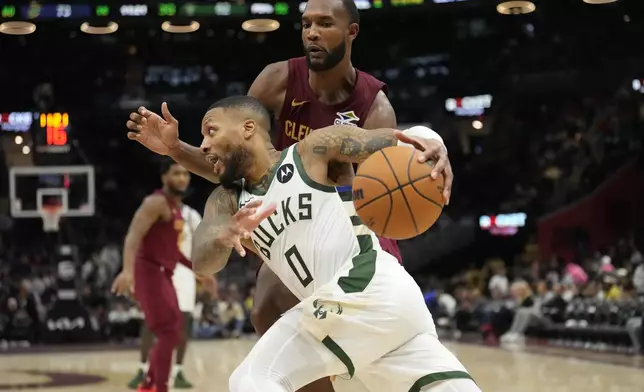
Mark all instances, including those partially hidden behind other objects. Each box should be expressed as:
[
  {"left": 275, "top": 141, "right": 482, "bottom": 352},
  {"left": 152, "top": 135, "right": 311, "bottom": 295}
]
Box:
[{"left": 9, "top": 165, "right": 95, "bottom": 218}]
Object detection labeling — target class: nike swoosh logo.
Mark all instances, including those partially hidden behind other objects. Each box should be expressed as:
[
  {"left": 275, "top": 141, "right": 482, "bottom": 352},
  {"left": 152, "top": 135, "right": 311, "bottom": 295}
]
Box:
[{"left": 291, "top": 99, "right": 309, "bottom": 107}]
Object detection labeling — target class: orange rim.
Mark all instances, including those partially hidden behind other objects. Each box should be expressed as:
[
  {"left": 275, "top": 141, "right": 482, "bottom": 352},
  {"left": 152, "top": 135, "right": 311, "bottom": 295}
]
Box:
[{"left": 41, "top": 205, "right": 63, "bottom": 216}]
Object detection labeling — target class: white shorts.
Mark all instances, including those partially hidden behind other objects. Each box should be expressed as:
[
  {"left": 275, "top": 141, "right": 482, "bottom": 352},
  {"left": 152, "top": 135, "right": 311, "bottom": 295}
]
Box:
[
  {"left": 172, "top": 264, "right": 196, "bottom": 313},
  {"left": 333, "top": 376, "right": 479, "bottom": 392},
  {"left": 230, "top": 253, "right": 476, "bottom": 392}
]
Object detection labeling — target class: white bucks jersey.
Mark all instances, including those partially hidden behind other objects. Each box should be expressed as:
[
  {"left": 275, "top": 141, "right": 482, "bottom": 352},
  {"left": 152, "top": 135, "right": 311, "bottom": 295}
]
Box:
[{"left": 238, "top": 145, "right": 382, "bottom": 300}]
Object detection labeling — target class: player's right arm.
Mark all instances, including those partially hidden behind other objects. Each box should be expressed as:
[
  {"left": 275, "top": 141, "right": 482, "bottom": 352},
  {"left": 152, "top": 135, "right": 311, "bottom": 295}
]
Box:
[
  {"left": 192, "top": 187, "right": 276, "bottom": 277},
  {"left": 126, "top": 103, "right": 220, "bottom": 184},
  {"left": 111, "top": 195, "right": 166, "bottom": 295}
]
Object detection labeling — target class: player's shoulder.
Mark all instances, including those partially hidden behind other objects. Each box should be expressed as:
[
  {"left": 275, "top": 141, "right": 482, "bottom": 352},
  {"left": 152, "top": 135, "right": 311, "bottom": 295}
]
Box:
[
  {"left": 138, "top": 193, "right": 169, "bottom": 216},
  {"left": 249, "top": 61, "right": 289, "bottom": 112},
  {"left": 363, "top": 90, "right": 397, "bottom": 129},
  {"left": 357, "top": 68, "right": 385, "bottom": 85},
  {"left": 209, "top": 184, "right": 242, "bottom": 205},
  {"left": 256, "top": 61, "right": 289, "bottom": 85},
  {"left": 261, "top": 57, "right": 310, "bottom": 85},
  {"left": 142, "top": 193, "right": 167, "bottom": 208}
]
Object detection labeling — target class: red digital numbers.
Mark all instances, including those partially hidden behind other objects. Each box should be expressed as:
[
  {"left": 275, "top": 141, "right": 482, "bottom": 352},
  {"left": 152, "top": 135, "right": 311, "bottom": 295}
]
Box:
[{"left": 40, "top": 113, "right": 69, "bottom": 146}]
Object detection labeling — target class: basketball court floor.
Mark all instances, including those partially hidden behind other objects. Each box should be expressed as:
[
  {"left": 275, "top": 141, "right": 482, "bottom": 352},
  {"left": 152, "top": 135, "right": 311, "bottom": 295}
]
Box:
[{"left": 0, "top": 339, "right": 642, "bottom": 391}]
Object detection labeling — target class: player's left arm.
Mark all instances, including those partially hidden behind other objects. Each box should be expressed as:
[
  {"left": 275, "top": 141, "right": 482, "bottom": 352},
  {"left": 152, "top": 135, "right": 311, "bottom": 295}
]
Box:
[
  {"left": 298, "top": 124, "right": 451, "bottom": 201},
  {"left": 362, "top": 91, "right": 453, "bottom": 203}
]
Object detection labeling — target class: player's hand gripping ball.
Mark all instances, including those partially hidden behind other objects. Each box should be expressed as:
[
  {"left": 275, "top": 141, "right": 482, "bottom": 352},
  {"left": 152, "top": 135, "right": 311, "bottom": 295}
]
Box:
[{"left": 352, "top": 146, "right": 445, "bottom": 240}]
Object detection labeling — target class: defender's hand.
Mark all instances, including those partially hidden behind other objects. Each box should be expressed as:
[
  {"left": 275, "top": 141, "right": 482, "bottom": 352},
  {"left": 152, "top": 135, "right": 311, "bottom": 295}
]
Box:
[
  {"left": 395, "top": 131, "right": 453, "bottom": 205},
  {"left": 126, "top": 102, "right": 179, "bottom": 156},
  {"left": 111, "top": 271, "right": 134, "bottom": 296},
  {"left": 218, "top": 200, "right": 277, "bottom": 257}
]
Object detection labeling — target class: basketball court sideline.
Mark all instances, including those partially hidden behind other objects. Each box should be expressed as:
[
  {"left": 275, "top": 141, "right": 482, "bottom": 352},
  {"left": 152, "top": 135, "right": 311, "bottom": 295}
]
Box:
[{"left": 0, "top": 340, "right": 642, "bottom": 391}]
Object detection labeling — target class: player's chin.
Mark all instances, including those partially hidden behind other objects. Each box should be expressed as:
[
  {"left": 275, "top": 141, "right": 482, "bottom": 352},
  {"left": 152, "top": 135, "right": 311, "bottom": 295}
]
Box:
[{"left": 306, "top": 53, "right": 326, "bottom": 64}]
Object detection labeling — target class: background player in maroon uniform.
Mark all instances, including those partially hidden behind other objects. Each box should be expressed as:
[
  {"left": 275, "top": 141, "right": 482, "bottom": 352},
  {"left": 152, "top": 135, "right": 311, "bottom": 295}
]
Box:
[
  {"left": 125, "top": 1, "right": 453, "bottom": 391},
  {"left": 126, "top": 160, "right": 202, "bottom": 390},
  {"left": 112, "top": 160, "right": 213, "bottom": 392}
]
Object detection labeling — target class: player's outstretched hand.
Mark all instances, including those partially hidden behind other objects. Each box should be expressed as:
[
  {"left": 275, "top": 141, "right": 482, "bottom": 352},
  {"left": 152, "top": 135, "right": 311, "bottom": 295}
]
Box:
[
  {"left": 111, "top": 271, "right": 134, "bottom": 297},
  {"left": 218, "top": 200, "right": 277, "bottom": 257},
  {"left": 395, "top": 130, "right": 453, "bottom": 205},
  {"left": 126, "top": 102, "right": 179, "bottom": 156}
]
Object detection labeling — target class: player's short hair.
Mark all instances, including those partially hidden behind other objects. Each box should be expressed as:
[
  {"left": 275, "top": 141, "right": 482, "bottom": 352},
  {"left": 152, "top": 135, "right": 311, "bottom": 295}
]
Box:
[
  {"left": 340, "top": 0, "right": 360, "bottom": 25},
  {"left": 208, "top": 95, "right": 272, "bottom": 132},
  {"left": 160, "top": 157, "right": 178, "bottom": 175}
]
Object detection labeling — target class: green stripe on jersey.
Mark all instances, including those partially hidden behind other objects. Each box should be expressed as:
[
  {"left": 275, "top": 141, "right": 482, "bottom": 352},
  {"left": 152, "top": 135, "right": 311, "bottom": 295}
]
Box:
[
  {"left": 350, "top": 215, "right": 363, "bottom": 226},
  {"left": 338, "top": 189, "right": 353, "bottom": 202},
  {"left": 409, "top": 371, "right": 474, "bottom": 392},
  {"left": 322, "top": 336, "right": 355, "bottom": 378},
  {"left": 338, "top": 234, "right": 376, "bottom": 293}
]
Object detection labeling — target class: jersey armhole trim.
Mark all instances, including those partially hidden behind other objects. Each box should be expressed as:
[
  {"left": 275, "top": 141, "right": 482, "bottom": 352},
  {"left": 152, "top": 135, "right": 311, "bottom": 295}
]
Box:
[{"left": 292, "top": 145, "right": 337, "bottom": 193}]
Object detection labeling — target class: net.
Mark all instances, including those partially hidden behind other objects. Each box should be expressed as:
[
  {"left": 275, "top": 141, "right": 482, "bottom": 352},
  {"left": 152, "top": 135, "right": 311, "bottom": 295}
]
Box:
[{"left": 41, "top": 205, "right": 63, "bottom": 232}]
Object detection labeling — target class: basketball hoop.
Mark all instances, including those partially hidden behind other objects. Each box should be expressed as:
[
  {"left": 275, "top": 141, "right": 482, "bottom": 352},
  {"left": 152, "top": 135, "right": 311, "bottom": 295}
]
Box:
[{"left": 40, "top": 205, "right": 63, "bottom": 232}]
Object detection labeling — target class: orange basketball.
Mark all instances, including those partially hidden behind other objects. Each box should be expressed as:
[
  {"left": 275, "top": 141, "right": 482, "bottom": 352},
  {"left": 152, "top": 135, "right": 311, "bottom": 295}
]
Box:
[{"left": 352, "top": 146, "right": 445, "bottom": 240}]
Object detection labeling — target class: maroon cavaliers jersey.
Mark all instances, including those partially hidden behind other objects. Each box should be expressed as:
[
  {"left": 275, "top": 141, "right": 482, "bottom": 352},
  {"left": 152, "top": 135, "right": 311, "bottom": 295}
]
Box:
[
  {"left": 137, "top": 190, "right": 185, "bottom": 272},
  {"left": 274, "top": 57, "right": 386, "bottom": 147},
  {"left": 273, "top": 57, "right": 402, "bottom": 263}
]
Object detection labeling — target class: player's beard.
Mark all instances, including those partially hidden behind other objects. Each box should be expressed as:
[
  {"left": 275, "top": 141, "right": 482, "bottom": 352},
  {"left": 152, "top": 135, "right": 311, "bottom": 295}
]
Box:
[
  {"left": 305, "top": 41, "right": 346, "bottom": 72},
  {"left": 167, "top": 187, "right": 187, "bottom": 197},
  {"left": 219, "top": 148, "right": 250, "bottom": 188}
]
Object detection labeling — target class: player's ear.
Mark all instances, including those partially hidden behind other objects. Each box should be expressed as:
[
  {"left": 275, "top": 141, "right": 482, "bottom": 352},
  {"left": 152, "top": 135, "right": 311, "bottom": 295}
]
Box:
[
  {"left": 348, "top": 23, "right": 359, "bottom": 42},
  {"left": 243, "top": 120, "right": 256, "bottom": 139}
]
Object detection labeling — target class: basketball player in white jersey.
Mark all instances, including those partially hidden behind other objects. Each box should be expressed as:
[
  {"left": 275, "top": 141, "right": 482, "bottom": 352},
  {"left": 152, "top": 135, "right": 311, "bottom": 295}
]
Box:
[
  {"left": 127, "top": 165, "right": 204, "bottom": 390},
  {"left": 181, "top": 96, "right": 478, "bottom": 392},
  {"left": 171, "top": 204, "right": 202, "bottom": 385}
]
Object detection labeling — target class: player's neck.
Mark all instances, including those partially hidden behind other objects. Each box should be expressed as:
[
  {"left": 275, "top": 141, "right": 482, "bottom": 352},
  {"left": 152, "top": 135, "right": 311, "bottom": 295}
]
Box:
[
  {"left": 308, "top": 58, "right": 356, "bottom": 96},
  {"left": 245, "top": 145, "right": 280, "bottom": 187},
  {"left": 161, "top": 188, "right": 183, "bottom": 204}
]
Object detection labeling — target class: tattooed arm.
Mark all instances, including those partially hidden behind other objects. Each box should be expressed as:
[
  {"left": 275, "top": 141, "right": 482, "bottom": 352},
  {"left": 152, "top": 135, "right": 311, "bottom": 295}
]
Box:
[
  {"left": 192, "top": 186, "right": 263, "bottom": 277},
  {"left": 297, "top": 125, "right": 398, "bottom": 166},
  {"left": 192, "top": 186, "right": 239, "bottom": 276}
]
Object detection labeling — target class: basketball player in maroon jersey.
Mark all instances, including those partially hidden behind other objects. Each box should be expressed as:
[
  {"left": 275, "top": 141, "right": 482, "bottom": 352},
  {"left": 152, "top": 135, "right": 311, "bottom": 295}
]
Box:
[
  {"left": 126, "top": 1, "right": 452, "bottom": 391},
  {"left": 112, "top": 160, "right": 214, "bottom": 392}
]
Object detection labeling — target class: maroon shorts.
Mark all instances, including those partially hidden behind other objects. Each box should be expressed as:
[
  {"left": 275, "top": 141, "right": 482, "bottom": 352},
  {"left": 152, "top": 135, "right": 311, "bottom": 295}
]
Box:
[
  {"left": 135, "top": 260, "right": 182, "bottom": 334},
  {"left": 378, "top": 237, "right": 402, "bottom": 264}
]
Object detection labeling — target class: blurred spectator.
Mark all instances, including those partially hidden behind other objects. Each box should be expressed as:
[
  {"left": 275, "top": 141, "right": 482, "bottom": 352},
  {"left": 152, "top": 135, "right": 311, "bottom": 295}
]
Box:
[
  {"left": 488, "top": 264, "right": 509, "bottom": 298},
  {"left": 634, "top": 262, "right": 644, "bottom": 294},
  {"left": 2, "top": 280, "right": 40, "bottom": 344},
  {"left": 626, "top": 315, "right": 642, "bottom": 354},
  {"left": 193, "top": 283, "right": 245, "bottom": 339},
  {"left": 563, "top": 260, "right": 588, "bottom": 286},
  {"left": 501, "top": 280, "right": 549, "bottom": 345}
]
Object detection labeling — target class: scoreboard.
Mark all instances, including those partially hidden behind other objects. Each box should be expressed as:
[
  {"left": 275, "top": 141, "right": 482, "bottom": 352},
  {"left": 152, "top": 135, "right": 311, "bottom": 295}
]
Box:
[
  {"left": 1, "top": 111, "right": 71, "bottom": 153},
  {"left": 0, "top": 0, "right": 465, "bottom": 21}
]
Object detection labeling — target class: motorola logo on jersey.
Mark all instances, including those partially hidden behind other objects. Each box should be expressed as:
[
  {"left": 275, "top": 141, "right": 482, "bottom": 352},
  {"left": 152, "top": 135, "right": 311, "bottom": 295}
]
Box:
[{"left": 277, "top": 164, "right": 295, "bottom": 184}]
